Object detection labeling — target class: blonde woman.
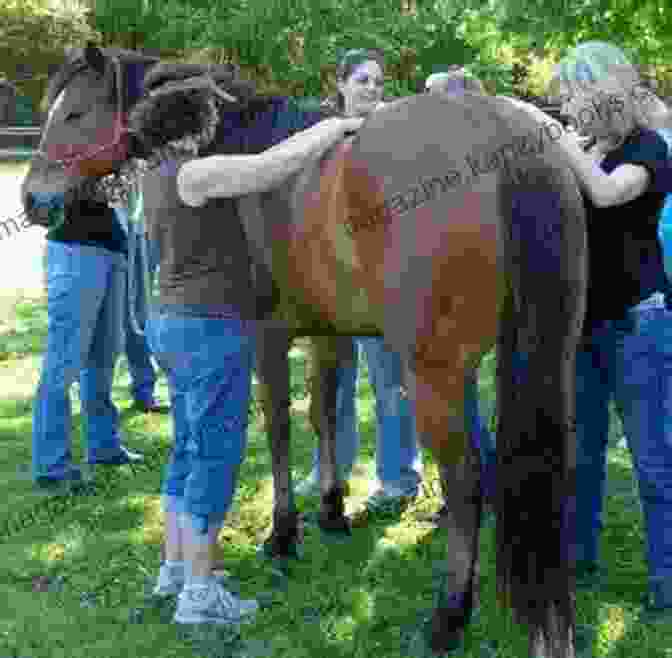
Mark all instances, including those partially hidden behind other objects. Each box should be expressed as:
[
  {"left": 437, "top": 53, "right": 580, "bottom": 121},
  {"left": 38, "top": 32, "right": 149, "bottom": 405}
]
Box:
[{"left": 528, "top": 41, "right": 672, "bottom": 627}]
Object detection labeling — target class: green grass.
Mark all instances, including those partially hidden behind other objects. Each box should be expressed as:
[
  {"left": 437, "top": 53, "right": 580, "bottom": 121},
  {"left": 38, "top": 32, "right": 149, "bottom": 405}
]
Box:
[{"left": 0, "top": 291, "right": 670, "bottom": 657}]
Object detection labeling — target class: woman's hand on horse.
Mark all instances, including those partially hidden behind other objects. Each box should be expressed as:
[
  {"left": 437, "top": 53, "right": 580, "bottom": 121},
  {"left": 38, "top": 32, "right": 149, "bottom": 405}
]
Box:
[
  {"left": 339, "top": 117, "right": 366, "bottom": 133},
  {"left": 176, "top": 116, "right": 365, "bottom": 206},
  {"left": 504, "top": 96, "right": 567, "bottom": 140}
]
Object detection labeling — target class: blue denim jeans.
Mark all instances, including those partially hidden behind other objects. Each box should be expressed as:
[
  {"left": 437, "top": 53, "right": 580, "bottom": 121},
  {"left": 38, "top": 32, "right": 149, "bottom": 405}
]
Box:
[
  {"left": 32, "top": 241, "right": 127, "bottom": 480},
  {"left": 576, "top": 292, "right": 672, "bottom": 601},
  {"left": 115, "top": 206, "right": 160, "bottom": 405},
  {"left": 146, "top": 307, "right": 255, "bottom": 539},
  {"left": 309, "top": 337, "right": 423, "bottom": 496}
]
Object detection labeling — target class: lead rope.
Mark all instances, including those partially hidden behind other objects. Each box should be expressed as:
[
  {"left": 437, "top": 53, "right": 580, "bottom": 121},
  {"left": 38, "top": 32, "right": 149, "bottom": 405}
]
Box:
[
  {"left": 126, "top": 182, "right": 138, "bottom": 338},
  {"left": 126, "top": 178, "right": 151, "bottom": 337}
]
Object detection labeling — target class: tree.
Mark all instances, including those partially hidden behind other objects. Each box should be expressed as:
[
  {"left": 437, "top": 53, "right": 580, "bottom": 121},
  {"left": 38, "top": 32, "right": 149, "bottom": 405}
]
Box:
[
  {"left": 0, "top": 0, "right": 100, "bottom": 116},
  {"left": 490, "top": 0, "right": 672, "bottom": 95}
]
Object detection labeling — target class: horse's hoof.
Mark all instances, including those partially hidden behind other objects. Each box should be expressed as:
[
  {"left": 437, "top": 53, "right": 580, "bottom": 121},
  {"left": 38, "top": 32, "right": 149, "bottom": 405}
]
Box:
[
  {"left": 317, "top": 515, "right": 352, "bottom": 540},
  {"left": 257, "top": 531, "right": 304, "bottom": 561},
  {"left": 256, "top": 541, "right": 303, "bottom": 562}
]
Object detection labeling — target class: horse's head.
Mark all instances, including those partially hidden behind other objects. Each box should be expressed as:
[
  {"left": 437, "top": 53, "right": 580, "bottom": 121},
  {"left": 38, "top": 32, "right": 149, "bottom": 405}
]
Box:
[
  {"left": 21, "top": 43, "right": 161, "bottom": 226},
  {"left": 22, "top": 44, "right": 259, "bottom": 226}
]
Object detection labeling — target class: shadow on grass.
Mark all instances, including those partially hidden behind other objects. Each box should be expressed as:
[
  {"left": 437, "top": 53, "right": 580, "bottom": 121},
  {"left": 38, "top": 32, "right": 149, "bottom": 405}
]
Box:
[
  {"left": 4, "top": 325, "right": 667, "bottom": 656},
  {"left": 572, "top": 443, "right": 672, "bottom": 657}
]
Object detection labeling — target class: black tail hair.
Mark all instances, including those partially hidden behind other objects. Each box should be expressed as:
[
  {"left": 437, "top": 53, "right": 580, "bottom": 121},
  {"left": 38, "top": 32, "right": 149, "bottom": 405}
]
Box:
[{"left": 495, "top": 158, "right": 586, "bottom": 656}]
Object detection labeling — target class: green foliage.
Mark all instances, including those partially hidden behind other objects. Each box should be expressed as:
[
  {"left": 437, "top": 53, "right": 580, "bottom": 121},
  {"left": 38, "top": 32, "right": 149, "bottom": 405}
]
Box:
[
  {"left": 87, "top": 0, "right": 480, "bottom": 98},
  {"left": 0, "top": 0, "right": 100, "bottom": 116},
  {"left": 7, "top": 0, "right": 672, "bottom": 111},
  {"left": 493, "top": 0, "right": 672, "bottom": 70}
]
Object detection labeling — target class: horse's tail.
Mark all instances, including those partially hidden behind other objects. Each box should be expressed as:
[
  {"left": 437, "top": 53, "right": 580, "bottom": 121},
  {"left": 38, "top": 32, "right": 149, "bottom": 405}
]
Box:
[{"left": 495, "top": 159, "right": 586, "bottom": 655}]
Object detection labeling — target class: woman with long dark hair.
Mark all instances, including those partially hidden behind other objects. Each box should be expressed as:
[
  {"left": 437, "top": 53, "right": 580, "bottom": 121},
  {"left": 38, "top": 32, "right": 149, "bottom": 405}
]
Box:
[{"left": 294, "top": 48, "right": 424, "bottom": 516}]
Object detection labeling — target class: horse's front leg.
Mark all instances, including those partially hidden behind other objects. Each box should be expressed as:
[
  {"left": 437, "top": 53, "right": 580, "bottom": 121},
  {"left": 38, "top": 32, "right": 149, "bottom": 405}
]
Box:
[
  {"left": 256, "top": 325, "right": 301, "bottom": 559},
  {"left": 309, "top": 335, "right": 354, "bottom": 537}
]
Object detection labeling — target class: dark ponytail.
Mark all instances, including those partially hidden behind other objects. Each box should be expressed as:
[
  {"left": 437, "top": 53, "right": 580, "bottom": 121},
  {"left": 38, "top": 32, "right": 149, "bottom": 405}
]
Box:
[{"left": 325, "top": 48, "right": 386, "bottom": 114}]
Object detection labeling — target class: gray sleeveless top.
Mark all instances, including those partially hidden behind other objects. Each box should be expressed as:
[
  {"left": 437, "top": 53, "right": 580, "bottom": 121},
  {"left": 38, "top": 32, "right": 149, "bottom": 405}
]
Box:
[{"left": 142, "top": 159, "right": 257, "bottom": 318}]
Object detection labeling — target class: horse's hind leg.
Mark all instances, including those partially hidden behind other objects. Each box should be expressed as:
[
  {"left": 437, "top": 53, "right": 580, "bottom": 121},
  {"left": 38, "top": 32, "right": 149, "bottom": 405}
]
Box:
[
  {"left": 256, "top": 326, "right": 301, "bottom": 559},
  {"left": 407, "top": 363, "right": 484, "bottom": 654},
  {"left": 309, "top": 335, "right": 353, "bottom": 537},
  {"left": 431, "top": 437, "right": 483, "bottom": 653}
]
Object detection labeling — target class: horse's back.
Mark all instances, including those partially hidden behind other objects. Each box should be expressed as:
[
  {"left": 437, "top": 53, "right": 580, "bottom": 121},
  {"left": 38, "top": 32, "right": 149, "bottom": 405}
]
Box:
[
  {"left": 288, "top": 94, "right": 527, "bottom": 365},
  {"left": 244, "top": 93, "right": 584, "bottom": 366}
]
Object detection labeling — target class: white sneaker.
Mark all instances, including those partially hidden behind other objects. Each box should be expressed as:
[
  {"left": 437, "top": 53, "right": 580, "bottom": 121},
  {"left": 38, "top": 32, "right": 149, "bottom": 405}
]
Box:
[{"left": 173, "top": 580, "right": 259, "bottom": 626}]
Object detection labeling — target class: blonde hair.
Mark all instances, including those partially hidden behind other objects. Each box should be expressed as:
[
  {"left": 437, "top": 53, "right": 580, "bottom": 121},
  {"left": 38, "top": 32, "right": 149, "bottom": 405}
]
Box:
[{"left": 556, "top": 42, "right": 669, "bottom": 136}]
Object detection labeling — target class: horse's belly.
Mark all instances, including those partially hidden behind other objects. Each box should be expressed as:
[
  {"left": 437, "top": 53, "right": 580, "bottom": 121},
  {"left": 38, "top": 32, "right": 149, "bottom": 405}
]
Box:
[{"left": 297, "top": 146, "right": 503, "bottom": 364}]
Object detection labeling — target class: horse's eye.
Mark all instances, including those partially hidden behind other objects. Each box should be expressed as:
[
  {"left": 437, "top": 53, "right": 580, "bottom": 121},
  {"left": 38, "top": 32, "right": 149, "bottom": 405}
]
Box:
[{"left": 65, "top": 111, "right": 85, "bottom": 122}]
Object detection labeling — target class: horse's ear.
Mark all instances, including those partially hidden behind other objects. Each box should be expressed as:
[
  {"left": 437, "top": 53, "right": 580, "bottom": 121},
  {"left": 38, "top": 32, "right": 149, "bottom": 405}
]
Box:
[{"left": 84, "top": 42, "right": 107, "bottom": 76}]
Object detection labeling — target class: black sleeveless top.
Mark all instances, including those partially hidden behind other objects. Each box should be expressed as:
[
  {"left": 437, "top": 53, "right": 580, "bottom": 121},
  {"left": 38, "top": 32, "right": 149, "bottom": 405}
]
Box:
[
  {"left": 582, "top": 127, "right": 672, "bottom": 335},
  {"left": 46, "top": 198, "right": 127, "bottom": 255}
]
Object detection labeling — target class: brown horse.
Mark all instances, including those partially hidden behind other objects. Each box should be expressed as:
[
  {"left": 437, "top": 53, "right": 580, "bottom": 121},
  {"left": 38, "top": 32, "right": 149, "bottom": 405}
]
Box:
[
  {"left": 20, "top": 45, "right": 355, "bottom": 561},
  {"left": 22, "top": 45, "right": 586, "bottom": 658}
]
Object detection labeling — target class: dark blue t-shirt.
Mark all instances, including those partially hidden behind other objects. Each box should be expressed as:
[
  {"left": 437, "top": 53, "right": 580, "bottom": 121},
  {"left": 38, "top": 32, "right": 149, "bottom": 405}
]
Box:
[{"left": 583, "top": 127, "right": 672, "bottom": 334}]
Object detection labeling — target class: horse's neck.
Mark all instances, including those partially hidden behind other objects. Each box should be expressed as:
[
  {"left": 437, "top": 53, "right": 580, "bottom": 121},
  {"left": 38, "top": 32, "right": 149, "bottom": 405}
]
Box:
[{"left": 237, "top": 173, "right": 300, "bottom": 272}]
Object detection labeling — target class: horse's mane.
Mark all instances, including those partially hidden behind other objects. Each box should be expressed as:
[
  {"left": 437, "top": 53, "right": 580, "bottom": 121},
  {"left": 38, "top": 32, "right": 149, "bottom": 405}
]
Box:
[
  {"left": 45, "top": 47, "right": 159, "bottom": 109},
  {"left": 202, "top": 95, "right": 329, "bottom": 157}
]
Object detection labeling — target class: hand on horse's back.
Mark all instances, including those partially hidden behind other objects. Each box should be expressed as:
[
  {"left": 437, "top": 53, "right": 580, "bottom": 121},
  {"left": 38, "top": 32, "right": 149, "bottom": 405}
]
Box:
[
  {"left": 264, "top": 117, "right": 364, "bottom": 155},
  {"left": 177, "top": 116, "right": 365, "bottom": 205},
  {"left": 500, "top": 95, "right": 565, "bottom": 134}
]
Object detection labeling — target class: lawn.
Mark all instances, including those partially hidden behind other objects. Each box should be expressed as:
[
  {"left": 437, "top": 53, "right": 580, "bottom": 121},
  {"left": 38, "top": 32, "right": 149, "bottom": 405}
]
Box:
[{"left": 0, "top": 290, "right": 669, "bottom": 658}]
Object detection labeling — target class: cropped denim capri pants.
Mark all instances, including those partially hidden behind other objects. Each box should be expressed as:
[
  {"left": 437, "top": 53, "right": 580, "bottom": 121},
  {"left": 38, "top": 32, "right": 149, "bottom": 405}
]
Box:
[{"left": 147, "top": 306, "right": 255, "bottom": 540}]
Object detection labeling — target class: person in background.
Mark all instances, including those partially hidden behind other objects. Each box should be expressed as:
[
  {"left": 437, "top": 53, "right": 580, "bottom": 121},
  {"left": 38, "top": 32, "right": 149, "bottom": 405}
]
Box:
[
  {"left": 641, "top": 91, "right": 672, "bottom": 284},
  {"left": 29, "top": 192, "right": 144, "bottom": 494},
  {"left": 532, "top": 41, "right": 672, "bottom": 627},
  {"left": 294, "top": 48, "right": 424, "bottom": 517}
]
